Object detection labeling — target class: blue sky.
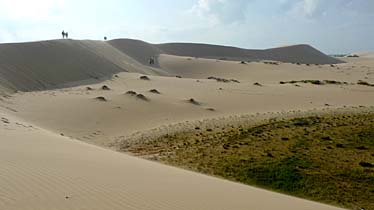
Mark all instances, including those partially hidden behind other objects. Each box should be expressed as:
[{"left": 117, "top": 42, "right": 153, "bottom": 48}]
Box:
[{"left": 0, "top": 0, "right": 373, "bottom": 54}]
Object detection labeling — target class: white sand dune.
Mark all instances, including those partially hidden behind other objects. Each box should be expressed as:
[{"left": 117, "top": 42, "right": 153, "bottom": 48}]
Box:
[
  {"left": 0, "top": 110, "right": 345, "bottom": 210},
  {"left": 110, "top": 39, "right": 343, "bottom": 65},
  {"left": 1, "top": 39, "right": 373, "bottom": 210},
  {"left": 0, "top": 39, "right": 342, "bottom": 93}
]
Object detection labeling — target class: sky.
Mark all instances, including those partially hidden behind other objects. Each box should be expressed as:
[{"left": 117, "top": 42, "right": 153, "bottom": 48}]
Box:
[{"left": 0, "top": 0, "right": 373, "bottom": 54}]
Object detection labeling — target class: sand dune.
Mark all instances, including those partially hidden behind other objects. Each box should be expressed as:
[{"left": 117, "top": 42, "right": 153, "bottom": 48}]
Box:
[
  {"left": 159, "top": 54, "right": 369, "bottom": 82},
  {"left": 1, "top": 39, "right": 373, "bottom": 210},
  {"left": 0, "top": 39, "right": 342, "bottom": 93},
  {"left": 0, "top": 39, "right": 164, "bottom": 92},
  {"left": 0, "top": 110, "right": 346, "bottom": 210},
  {"left": 110, "top": 39, "right": 343, "bottom": 65}
]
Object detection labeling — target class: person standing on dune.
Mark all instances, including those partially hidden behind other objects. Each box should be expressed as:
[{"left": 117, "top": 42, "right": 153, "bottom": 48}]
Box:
[
  {"left": 66, "top": 32, "right": 69, "bottom": 39},
  {"left": 62, "top": 30, "right": 65, "bottom": 39}
]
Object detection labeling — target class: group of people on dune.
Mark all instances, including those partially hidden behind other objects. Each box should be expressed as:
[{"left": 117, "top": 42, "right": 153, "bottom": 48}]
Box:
[
  {"left": 62, "top": 30, "right": 108, "bottom": 41},
  {"left": 61, "top": 30, "right": 69, "bottom": 39}
]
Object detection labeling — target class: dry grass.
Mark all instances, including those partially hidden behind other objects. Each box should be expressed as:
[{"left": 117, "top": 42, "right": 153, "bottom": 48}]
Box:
[
  {"left": 149, "top": 89, "right": 161, "bottom": 94},
  {"left": 124, "top": 111, "right": 374, "bottom": 210},
  {"left": 140, "top": 75, "right": 150, "bottom": 80},
  {"left": 94, "top": 96, "right": 107, "bottom": 101},
  {"left": 101, "top": 85, "right": 111, "bottom": 90}
]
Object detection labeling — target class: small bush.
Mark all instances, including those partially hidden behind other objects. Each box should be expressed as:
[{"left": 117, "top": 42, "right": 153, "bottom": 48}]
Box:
[
  {"left": 188, "top": 98, "right": 200, "bottom": 105},
  {"left": 136, "top": 94, "right": 149, "bottom": 101},
  {"left": 126, "top": 90, "right": 137, "bottom": 95},
  {"left": 358, "top": 80, "right": 374, "bottom": 87},
  {"left": 149, "top": 89, "right": 161, "bottom": 94},
  {"left": 140, "top": 75, "right": 150, "bottom": 80},
  {"left": 95, "top": 96, "right": 107, "bottom": 101},
  {"left": 101, "top": 85, "right": 111, "bottom": 90}
]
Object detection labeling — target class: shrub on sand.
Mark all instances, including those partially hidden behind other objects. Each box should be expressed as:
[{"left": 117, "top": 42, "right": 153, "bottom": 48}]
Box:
[
  {"left": 95, "top": 96, "right": 107, "bottom": 101},
  {"left": 149, "top": 89, "right": 161, "bottom": 94},
  {"left": 101, "top": 85, "right": 111, "bottom": 90},
  {"left": 125, "top": 90, "right": 137, "bottom": 95},
  {"left": 188, "top": 98, "right": 200, "bottom": 105},
  {"left": 140, "top": 75, "right": 150, "bottom": 80}
]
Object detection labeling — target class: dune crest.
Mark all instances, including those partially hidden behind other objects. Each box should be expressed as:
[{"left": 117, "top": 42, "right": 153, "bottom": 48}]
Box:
[{"left": 0, "top": 39, "right": 342, "bottom": 93}]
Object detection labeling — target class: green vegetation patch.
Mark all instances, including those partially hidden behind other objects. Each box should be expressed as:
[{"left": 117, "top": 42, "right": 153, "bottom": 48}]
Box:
[{"left": 122, "top": 112, "right": 374, "bottom": 210}]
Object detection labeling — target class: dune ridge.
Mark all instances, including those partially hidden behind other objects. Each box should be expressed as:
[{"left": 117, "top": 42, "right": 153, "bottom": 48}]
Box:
[
  {"left": 0, "top": 38, "right": 342, "bottom": 93},
  {"left": 109, "top": 39, "right": 343, "bottom": 65}
]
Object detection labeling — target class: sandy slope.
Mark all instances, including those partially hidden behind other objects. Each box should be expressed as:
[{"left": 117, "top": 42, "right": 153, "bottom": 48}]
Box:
[
  {"left": 0, "top": 39, "right": 165, "bottom": 92},
  {"left": 0, "top": 110, "right": 346, "bottom": 210},
  {"left": 4, "top": 60, "right": 374, "bottom": 147},
  {"left": 0, "top": 39, "right": 341, "bottom": 93},
  {"left": 1, "top": 39, "right": 373, "bottom": 210},
  {"left": 2, "top": 54, "right": 373, "bottom": 148}
]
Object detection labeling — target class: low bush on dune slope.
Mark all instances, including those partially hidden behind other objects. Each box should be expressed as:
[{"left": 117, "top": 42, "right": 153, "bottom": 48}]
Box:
[{"left": 123, "top": 111, "right": 374, "bottom": 210}]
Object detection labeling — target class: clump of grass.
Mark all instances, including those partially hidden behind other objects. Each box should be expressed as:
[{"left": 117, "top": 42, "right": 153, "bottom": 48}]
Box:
[
  {"left": 263, "top": 61, "right": 279, "bottom": 65},
  {"left": 125, "top": 90, "right": 137, "bottom": 95},
  {"left": 140, "top": 75, "right": 150, "bottom": 80},
  {"left": 357, "top": 80, "right": 374, "bottom": 87},
  {"left": 101, "top": 85, "right": 111, "bottom": 90},
  {"left": 207, "top": 76, "right": 240, "bottom": 83},
  {"left": 95, "top": 96, "right": 107, "bottom": 101},
  {"left": 230, "top": 79, "right": 240, "bottom": 83},
  {"left": 280, "top": 80, "right": 348, "bottom": 86},
  {"left": 149, "top": 89, "right": 161, "bottom": 94},
  {"left": 136, "top": 94, "right": 149, "bottom": 101},
  {"left": 188, "top": 98, "right": 201, "bottom": 105}
]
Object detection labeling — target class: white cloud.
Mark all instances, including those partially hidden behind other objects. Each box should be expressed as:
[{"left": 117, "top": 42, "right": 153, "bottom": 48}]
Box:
[
  {"left": 0, "top": 0, "right": 66, "bottom": 21},
  {"left": 288, "top": 0, "right": 322, "bottom": 18},
  {"left": 190, "top": 0, "right": 249, "bottom": 24},
  {"left": 303, "top": 0, "right": 320, "bottom": 17}
]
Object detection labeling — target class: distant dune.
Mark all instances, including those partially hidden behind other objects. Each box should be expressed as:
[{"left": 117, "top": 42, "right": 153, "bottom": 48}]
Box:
[
  {"left": 109, "top": 39, "right": 343, "bottom": 65},
  {"left": 0, "top": 38, "right": 342, "bottom": 92}
]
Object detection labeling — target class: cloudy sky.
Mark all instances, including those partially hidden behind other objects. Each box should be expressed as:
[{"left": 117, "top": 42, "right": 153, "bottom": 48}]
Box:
[{"left": 0, "top": 0, "right": 373, "bottom": 53}]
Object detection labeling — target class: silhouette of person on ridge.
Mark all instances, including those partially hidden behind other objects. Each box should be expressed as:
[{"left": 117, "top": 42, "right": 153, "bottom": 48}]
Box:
[{"left": 61, "top": 31, "right": 69, "bottom": 39}]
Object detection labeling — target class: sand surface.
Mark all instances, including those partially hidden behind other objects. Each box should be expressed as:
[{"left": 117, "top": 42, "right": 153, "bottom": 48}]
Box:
[
  {"left": 1, "top": 40, "right": 374, "bottom": 210},
  {"left": 1, "top": 110, "right": 347, "bottom": 210}
]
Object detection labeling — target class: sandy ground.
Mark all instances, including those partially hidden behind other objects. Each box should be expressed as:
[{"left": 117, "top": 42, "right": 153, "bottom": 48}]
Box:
[
  {"left": 0, "top": 110, "right": 346, "bottom": 210},
  {"left": 1, "top": 40, "right": 373, "bottom": 210},
  {"left": 2, "top": 55, "right": 373, "bottom": 147}
]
